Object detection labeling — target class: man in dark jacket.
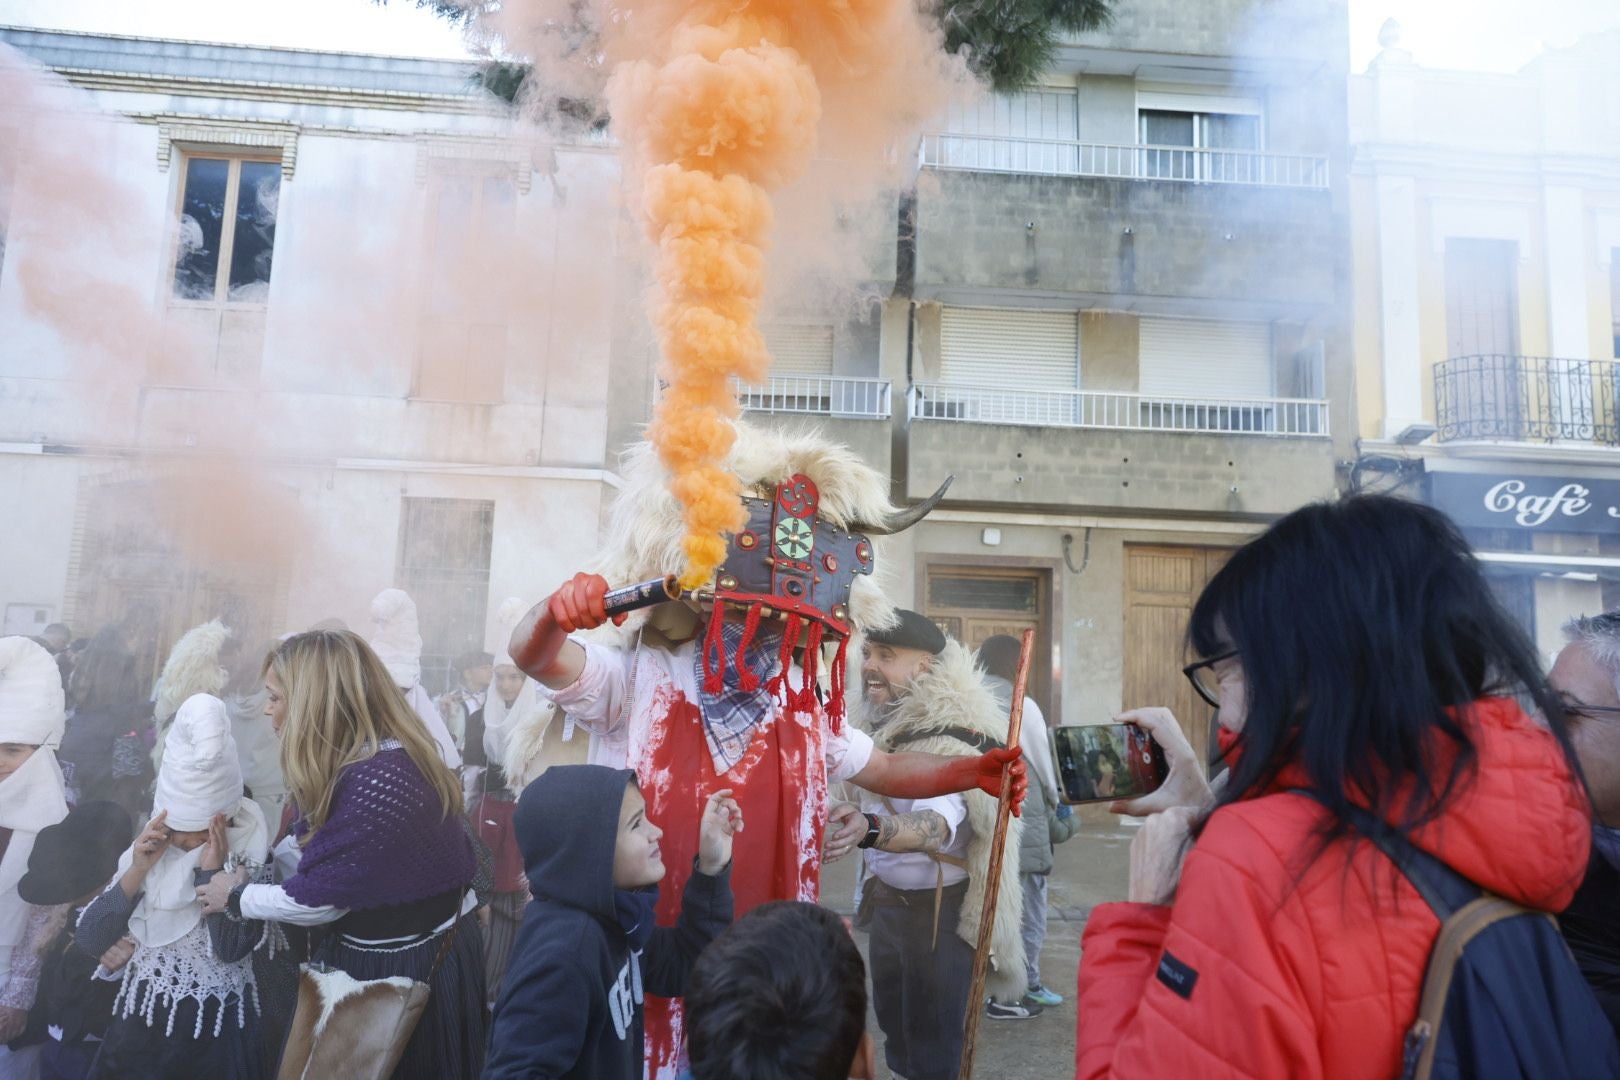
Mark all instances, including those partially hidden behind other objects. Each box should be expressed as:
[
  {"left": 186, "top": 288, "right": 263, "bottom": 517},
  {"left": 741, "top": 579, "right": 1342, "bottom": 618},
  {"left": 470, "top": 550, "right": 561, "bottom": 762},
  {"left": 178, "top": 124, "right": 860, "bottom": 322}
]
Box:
[
  {"left": 1550, "top": 611, "right": 1620, "bottom": 1036},
  {"left": 484, "top": 765, "right": 740, "bottom": 1079}
]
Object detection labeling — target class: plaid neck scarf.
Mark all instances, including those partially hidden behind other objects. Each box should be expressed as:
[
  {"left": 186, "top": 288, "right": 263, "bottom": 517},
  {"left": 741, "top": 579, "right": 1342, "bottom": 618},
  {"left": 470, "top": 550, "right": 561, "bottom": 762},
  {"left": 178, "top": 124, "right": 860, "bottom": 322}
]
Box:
[{"left": 693, "top": 619, "right": 783, "bottom": 774}]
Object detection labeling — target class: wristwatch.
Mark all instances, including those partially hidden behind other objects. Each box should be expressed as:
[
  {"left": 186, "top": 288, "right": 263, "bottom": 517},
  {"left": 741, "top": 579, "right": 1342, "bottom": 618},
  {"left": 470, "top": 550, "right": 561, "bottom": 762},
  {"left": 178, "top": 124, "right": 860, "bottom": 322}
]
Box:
[
  {"left": 856, "top": 813, "right": 881, "bottom": 850},
  {"left": 224, "top": 881, "right": 249, "bottom": 923}
]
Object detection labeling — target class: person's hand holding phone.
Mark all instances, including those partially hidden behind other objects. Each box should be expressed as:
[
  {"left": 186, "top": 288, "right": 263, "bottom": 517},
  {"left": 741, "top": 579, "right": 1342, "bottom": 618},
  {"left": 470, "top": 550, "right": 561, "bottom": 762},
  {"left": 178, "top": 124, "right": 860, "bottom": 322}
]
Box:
[{"left": 1109, "top": 708, "right": 1212, "bottom": 817}]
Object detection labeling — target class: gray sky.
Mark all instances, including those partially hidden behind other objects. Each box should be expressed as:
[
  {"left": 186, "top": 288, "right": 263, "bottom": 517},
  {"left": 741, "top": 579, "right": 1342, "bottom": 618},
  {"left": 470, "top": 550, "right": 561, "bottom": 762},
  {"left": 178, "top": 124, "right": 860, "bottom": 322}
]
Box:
[{"left": 0, "top": 0, "right": 1616, "bottom": 72}]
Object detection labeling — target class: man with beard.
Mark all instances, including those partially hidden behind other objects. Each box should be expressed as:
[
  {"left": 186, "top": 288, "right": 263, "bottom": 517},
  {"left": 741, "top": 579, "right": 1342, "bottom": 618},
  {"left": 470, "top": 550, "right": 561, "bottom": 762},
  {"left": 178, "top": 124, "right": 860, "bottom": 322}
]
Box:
[
  {"left": 824, "top": 611, "right": 1031, "bottom": 1080},
  {"left": 1549, "top": 611, "right": 1620, "bottom": 1035}
]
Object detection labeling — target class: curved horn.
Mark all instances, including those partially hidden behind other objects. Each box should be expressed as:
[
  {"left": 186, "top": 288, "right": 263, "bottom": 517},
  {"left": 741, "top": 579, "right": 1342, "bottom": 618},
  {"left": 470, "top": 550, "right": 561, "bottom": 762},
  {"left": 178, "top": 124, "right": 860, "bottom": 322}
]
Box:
[{"left": 861, "top": 475, "right": 953, "bottom": 536}]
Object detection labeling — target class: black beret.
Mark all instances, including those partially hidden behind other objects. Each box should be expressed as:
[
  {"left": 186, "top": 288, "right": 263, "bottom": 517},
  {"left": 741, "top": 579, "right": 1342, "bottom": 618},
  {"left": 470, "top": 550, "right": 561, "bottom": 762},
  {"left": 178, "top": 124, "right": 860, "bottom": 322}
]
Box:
[
  {"left": 866, "top": 609, "right": 947, "bottom": 656},
  {"left": 18, "top": 801, "right": 133, "bottom": 907}
]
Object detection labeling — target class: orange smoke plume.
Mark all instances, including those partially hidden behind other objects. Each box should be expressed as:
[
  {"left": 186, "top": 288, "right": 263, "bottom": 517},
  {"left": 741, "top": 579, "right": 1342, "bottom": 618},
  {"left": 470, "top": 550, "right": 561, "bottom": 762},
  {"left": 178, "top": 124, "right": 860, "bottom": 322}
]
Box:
[
  {"left": 608, "top": 11, "right": 819, "bottom": 589},
  {"left": 608, "top": 2, "right": 933, "bottom": 590}
]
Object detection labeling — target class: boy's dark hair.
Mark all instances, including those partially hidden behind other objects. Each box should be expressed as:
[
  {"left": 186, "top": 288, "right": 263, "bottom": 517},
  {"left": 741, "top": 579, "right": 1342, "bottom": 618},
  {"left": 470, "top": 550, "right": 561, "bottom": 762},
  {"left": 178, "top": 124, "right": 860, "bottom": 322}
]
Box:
[{"left": 685, "top": 901, "right": 866, "bottom": 1080}]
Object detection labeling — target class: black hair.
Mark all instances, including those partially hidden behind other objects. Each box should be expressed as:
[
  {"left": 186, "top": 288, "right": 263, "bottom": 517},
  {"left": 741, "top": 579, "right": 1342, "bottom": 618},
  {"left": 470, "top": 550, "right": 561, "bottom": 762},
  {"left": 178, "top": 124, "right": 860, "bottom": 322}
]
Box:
[
  {"left": 1187, "top": 494, "right": 1581, "bottom": 851},
  {"left": 453, "top": 650, "right": 493, "bottom": 674},
  {"left": 977, "top": 634, "right": 1022, "bottom": 683},
  {"left": 685, "top": 901, "right": 866, "bottom": 1080}
]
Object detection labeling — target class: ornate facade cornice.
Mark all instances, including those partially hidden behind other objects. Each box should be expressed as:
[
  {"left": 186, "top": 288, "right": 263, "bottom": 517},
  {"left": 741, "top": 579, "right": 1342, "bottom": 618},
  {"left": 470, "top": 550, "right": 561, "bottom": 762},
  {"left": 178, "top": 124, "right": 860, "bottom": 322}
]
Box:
[
  {"left": 55, "top": 66, "right": 488, "bottom": 116},
  {"left": 154, "top": 116, "right": 300, "bottom": 179}
]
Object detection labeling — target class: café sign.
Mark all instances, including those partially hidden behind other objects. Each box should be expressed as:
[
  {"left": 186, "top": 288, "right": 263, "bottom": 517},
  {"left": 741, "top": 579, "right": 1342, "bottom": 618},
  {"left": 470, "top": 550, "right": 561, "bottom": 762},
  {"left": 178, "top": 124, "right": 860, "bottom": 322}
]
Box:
[{"left": 1428, "top": 472, "right": 1620, "bottom": 534}]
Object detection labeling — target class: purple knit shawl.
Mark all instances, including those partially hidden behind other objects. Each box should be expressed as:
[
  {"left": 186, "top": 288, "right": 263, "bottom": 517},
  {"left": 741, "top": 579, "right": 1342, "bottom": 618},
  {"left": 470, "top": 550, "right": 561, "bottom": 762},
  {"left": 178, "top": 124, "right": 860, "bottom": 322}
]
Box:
[{"left": 282, "top": 747, "right": 474, "bottom": 910}]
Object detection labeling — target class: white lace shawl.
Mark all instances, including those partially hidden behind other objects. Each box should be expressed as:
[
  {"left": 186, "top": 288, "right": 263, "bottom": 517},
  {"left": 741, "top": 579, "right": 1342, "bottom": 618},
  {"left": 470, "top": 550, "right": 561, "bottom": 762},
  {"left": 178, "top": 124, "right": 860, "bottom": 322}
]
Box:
[{"left": 114, "top": 920, "right": 260, "bottom": 1038}]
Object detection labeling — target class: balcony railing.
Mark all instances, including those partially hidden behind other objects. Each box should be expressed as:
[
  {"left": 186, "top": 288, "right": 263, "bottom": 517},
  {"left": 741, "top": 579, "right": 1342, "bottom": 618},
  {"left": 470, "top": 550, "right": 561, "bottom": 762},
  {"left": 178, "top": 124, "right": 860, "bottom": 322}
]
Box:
[
  {"left": 1436, "top": 355, "right": 1620, "bottom": 446},
  {"left": 919, "top": 133, "right": 1330, "bottom": 189},
  {"left": 907, "top": 383, "right": 1330, "bottom": 437},
  {"left": 736, "top": 376, "right": 892, "bottom": 419}
]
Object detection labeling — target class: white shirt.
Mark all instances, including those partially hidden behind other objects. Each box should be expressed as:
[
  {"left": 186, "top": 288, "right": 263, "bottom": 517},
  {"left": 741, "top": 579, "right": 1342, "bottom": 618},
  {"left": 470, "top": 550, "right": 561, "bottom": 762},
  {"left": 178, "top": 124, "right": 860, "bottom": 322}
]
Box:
[
  {"left": 538, "top": 639, "right": 874, "bottom": 783},
  {"left": 1019, "top": 699, "right": 1061, "bottom": 807},
  {"left": 859, "top": 791, "right": 970, "bottom": 891}
]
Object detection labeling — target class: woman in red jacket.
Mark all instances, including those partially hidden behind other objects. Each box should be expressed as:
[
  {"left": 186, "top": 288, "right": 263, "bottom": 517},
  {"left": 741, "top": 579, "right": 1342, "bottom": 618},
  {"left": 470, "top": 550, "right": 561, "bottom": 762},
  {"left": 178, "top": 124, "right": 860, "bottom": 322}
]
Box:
[{"left": 1076, "top": 495, "right": 1593, "bottom": 1080}]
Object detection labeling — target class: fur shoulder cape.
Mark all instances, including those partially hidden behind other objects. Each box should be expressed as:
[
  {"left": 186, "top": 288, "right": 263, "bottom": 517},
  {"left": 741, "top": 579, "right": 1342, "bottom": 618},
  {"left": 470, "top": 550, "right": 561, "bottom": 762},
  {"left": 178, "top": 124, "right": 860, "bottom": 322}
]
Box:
[{"left": 855, "top": 639, "right": 1026, "bottom": 1003}]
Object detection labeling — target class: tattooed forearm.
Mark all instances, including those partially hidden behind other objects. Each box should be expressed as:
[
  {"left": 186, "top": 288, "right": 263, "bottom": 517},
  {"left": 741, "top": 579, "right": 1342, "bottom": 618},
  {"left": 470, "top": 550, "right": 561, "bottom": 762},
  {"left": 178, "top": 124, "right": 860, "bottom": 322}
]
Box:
[{"left": 874, "top": 811, "right": 950, "bottom": 854}]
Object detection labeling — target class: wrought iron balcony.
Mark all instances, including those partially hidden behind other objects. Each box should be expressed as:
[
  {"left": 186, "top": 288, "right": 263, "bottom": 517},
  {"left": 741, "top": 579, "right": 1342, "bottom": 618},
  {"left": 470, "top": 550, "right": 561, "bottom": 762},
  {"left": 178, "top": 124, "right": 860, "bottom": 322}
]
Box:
[{"left": 1434, "top": 355, "right": 1620, "bottom": 446}]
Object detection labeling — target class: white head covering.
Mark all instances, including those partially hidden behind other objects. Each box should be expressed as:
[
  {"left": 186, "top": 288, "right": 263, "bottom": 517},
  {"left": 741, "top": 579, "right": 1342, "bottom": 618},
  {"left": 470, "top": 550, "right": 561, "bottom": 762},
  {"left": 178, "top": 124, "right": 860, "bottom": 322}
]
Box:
[
  {"left": 481, "top": 598, "right": 577, "bottom": 787},
  {"left": 369, "top": 588, "right": 423, "bottom": 690},
  {"left": 0, "top": 638, "right": 70, "bottom": 976},
  {"left": 123, "top": 693, "right": 267, "bottom": 949},
  {"left": 0, "top": 636, "right": 66, "bottom": 748},
  {"left": 153, "top": 694, "right": 244, "bottom": 832}
]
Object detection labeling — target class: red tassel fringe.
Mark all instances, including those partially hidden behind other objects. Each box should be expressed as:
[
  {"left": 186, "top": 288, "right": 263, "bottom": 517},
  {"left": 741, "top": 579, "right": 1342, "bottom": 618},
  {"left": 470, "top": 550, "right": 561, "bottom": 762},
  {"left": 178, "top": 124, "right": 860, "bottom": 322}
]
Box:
[
  {"left": 828, "top": 634, "right": 850, "bottom": 734},
  {"left": 735, "top": 603, "right": 765, "bottom": 693},
  {"left": 770, "top": 614, "right": 802, "bottom": 701},
  {"left": 701, "top": 607, "right": 726, "bottom": 694},
  {"left": 798, "top": 621, "right": 824, "bottom": 715}
]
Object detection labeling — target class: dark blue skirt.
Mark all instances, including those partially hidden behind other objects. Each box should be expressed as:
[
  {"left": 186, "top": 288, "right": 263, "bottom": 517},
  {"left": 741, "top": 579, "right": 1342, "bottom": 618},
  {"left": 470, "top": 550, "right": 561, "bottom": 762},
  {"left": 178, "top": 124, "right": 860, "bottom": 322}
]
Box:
[
  {"left": 309, "top": 914, "right": 487, "bottom": 1080},
  {"left": 88, "top": 991, "right": 264, "bottom": 1080}
]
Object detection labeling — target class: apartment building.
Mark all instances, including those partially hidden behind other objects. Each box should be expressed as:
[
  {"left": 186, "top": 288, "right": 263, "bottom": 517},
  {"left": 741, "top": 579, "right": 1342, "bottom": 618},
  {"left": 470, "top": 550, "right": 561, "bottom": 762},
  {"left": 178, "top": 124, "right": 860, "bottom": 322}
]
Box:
[
  {"left": 740, "top": 0, "right": 1353, "bottom": 747},
  {"left": 1351, "top": 25, "right": 1620, "bottom": 659}
]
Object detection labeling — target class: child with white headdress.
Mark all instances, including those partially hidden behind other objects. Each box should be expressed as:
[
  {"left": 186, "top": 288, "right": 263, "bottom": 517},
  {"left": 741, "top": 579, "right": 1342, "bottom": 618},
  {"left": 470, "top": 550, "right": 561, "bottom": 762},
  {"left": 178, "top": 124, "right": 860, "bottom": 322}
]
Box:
[
  {"left": 0, "top": 637, "right": 74, "bottom": 1078},
  {"left": 74, "top": 693, "right": 270, "bottom": 1079}
]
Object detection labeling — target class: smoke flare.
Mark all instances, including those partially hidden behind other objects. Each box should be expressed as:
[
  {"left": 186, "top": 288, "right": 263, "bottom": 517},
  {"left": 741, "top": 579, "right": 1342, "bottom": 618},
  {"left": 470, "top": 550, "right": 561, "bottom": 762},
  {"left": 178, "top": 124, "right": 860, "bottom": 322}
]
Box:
[{"left": 603, "top": 1, "right": 945, "bottom": 589}]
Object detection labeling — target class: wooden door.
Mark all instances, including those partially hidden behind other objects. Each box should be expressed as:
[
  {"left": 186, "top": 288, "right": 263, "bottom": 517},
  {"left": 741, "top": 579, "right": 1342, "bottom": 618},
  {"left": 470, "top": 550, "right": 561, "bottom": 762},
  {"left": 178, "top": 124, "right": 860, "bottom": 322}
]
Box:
[
  {"left": 922, "top": 564, "right": 1053, "bottom": 717},
  {"left": 1122, "top": 545, "right": 1235, "bottom": 757}
]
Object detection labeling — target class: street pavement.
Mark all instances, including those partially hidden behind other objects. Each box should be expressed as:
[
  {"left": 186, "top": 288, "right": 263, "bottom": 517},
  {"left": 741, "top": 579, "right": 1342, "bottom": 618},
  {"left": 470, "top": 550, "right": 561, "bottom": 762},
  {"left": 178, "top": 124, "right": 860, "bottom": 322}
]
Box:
[{"left": 819, "top": 805, "right": 1138, "bottom": 1080}]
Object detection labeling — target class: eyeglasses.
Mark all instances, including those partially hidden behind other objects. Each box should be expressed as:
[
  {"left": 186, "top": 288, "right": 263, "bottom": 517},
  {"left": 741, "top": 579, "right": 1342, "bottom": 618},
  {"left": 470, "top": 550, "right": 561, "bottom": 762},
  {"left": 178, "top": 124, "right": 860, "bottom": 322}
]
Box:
[
  {"left": 1563, "top": 699, "right": 1620, "bottom": 723},
  {"left": 1182, "top": 649, "right": 1239, "bottom": 709}
]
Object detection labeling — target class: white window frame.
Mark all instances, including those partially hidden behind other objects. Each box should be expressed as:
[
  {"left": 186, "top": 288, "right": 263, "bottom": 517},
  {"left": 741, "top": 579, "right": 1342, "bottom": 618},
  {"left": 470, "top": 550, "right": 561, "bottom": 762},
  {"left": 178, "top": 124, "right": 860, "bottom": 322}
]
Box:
[
  {"left": 168, "top": 150, "right": 280, "bottom": 310},
  {"left": 1135, "top": 87, "right": 1266, "bottom": 184}
]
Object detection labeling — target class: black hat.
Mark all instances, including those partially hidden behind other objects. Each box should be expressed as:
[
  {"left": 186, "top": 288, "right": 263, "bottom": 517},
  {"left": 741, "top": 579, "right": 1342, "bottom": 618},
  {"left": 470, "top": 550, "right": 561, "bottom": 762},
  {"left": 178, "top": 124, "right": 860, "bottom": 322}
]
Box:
[
  {"left": 18, "top": 801, "right": 134, "bottom": 906},
  {"left": 866, "top": 609, "right": 947, "bottom": 656}
]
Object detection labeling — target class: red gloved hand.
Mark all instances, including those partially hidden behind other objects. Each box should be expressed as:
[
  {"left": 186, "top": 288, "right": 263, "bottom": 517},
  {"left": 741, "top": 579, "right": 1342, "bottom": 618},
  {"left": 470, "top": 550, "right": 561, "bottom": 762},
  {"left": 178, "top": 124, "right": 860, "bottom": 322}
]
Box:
[
  {"left": 510, "top": 572, "right": 622, "bottom": 680},
  {"left": 945, "top": 746, "right": 1026, "bottom": 816}
]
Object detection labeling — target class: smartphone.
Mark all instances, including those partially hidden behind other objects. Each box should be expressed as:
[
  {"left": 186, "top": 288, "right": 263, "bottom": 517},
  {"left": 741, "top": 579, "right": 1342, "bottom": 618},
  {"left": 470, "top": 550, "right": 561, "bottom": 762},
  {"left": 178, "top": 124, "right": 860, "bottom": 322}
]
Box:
[{"left": 1051, "top": 723, "right": 1169, "bottom": 805}]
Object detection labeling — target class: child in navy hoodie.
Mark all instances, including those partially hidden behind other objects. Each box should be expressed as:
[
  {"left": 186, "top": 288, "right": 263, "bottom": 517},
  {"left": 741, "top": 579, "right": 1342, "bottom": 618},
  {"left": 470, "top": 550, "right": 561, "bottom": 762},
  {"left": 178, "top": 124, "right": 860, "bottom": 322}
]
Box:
[{"left": 484, "top": 765, "right": 739, "bottom": 1080}]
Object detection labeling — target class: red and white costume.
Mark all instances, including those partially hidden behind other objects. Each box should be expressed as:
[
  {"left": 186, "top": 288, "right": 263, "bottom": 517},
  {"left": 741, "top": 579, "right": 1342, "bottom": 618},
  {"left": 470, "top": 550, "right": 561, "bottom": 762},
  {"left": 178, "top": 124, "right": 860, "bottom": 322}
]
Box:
[{"left": 541, "top": 639, "right": 873, "bottom": 1078}]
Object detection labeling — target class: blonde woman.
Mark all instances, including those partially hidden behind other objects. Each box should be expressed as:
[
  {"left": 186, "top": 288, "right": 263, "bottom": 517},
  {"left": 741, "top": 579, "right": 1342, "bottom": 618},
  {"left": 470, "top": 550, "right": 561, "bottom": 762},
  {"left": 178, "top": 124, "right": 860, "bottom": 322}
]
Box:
[{"left": 197, "top": 630, "right": 484, "bottom": 1079}]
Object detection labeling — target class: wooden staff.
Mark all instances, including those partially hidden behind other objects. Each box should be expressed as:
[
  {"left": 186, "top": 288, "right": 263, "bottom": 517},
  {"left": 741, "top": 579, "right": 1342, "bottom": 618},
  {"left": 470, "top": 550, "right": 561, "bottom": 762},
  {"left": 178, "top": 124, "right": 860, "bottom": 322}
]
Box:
[{"left": 957, "top": 627, "right": 1035, "bottom": 1080}]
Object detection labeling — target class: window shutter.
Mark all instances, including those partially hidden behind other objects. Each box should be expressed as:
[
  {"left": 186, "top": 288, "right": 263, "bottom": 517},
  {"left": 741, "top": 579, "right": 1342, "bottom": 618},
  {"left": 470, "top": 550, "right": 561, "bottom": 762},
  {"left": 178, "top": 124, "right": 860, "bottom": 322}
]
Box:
[
  {"left": 1138, "top": 318, "right": 1273, "bottom": 399},
  {"left": 763, "top": 323, "right": 835, "bottom": 377},
  {"left": 944, "top": 90, "right": 1078, "bottom": 140},
  {"left": 940, "top": 307, "right": 1079, "bottom": 390}
]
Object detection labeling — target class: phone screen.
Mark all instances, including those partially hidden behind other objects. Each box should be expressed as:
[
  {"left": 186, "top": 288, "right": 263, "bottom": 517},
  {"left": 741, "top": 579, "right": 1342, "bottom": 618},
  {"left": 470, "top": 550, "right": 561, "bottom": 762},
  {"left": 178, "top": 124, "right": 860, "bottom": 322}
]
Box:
[{"left": 1051, "top": 723, "right": 1169, "bottom": 805}]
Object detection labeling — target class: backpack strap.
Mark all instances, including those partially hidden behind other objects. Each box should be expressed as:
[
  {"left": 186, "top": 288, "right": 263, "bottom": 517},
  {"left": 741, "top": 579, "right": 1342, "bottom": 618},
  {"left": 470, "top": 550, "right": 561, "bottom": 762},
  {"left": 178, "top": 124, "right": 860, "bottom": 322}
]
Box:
[{"left": 1289, "top": 790, "right": 1480, "bottom": 919}]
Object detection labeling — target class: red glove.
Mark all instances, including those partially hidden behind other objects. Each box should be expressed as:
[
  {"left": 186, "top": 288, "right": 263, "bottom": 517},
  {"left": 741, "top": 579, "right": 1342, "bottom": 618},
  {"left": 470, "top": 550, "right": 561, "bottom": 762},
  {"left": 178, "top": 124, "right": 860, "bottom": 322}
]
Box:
[
  {"left": 510, "top": 572, "right": 623, "bottom": 680},
  {"left": 949, "top": 746, "right": 1027, "bottom": 816}
]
